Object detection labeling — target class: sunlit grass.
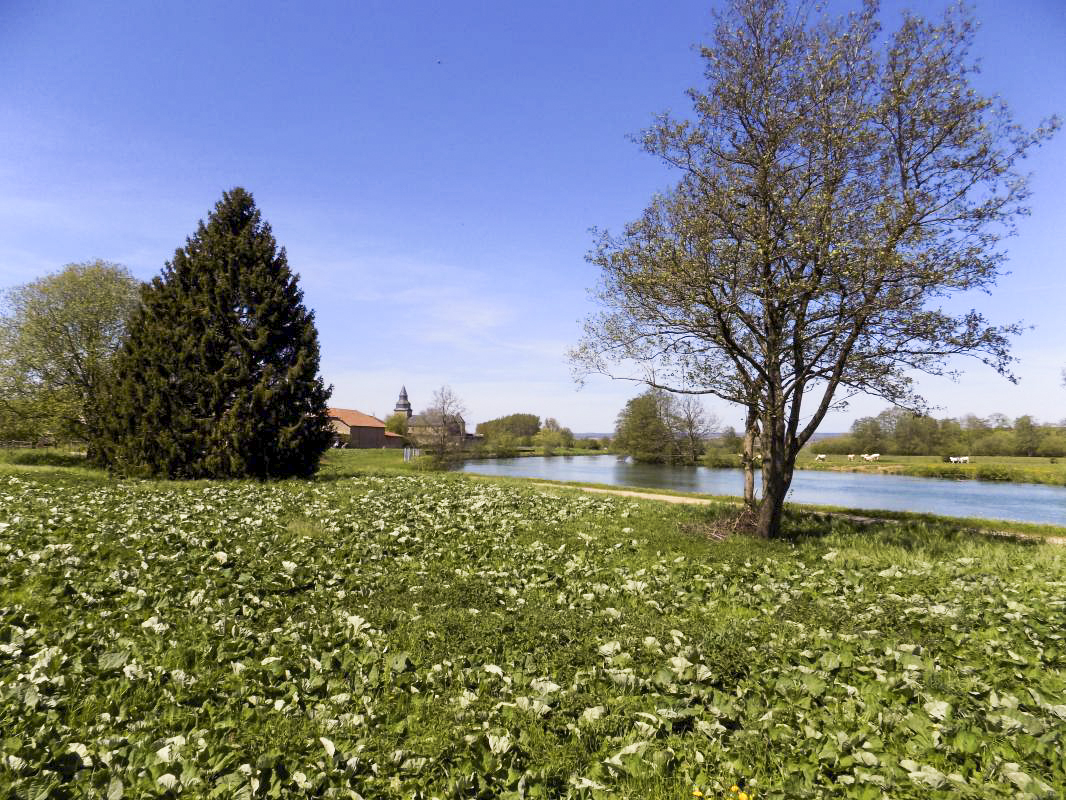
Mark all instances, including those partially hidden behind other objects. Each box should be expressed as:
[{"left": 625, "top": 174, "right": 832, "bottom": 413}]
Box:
[{"left": 1, "top": 460, "right": 1063, "bottom": 797}]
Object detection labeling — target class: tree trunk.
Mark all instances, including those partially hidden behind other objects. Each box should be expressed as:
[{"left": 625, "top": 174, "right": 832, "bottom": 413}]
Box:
[
  {"left": 756, "top": 466, "right": 788, "bottom": 539},
  {"left": 754, "top": 408, "right": 797, "bottom": 540},
  {"left": 741, "top": 409, "right": 759, "bottom": 508}
]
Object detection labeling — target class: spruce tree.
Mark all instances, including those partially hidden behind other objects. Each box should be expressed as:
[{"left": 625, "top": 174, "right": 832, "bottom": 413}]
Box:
[{"left": 102, "top": 188, "right": 333, "bottom": 478}]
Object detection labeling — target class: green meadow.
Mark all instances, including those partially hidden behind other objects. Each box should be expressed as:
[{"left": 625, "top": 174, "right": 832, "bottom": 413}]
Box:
[{"left": 0, "top": 456, "right": 1064, "bottom": 798}]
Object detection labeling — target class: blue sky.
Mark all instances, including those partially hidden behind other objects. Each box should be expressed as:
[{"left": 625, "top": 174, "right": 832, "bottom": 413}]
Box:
[{"left": 2, "top": 0, "right": 1063, "bottom": 433}]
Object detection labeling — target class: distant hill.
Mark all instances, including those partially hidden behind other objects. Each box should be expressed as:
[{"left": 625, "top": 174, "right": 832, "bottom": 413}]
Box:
[
  {"left": 808, "top": 432, "right": 845, "bottom": 441},
  {"left": 573, "top": 432, "right": 612, "bottom": 440}
]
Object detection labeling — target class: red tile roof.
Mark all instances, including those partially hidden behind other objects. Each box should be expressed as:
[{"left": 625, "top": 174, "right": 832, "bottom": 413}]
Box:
[
  {"left": 384, "top": 431, "right": 403, "bottom": 438},
  {"left": 328, "top": 408, "right": 385, "bottom": 429}
]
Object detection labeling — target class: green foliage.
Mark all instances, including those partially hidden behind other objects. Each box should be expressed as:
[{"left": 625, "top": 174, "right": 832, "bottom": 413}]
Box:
[
  {"left": 615, "top": 390, "right": 677, "bottom": 463},
  {"left": 100, "top": 188, "right": 333, "bottom": 479},
  {"left": 477, "top": 413, "right": 541, "bottom": 440},
  {"left": 488, "top": 432, "right": 520, "bottom": 458},
  {"left": 534, "top": 428, "right": 571, "bottom": 455},
  {"left": 384, "top": 412, "right": 409, "bottom": 437},
  {"left": 704, "top": 447, "right": 742, "bottom": 469},
  {"left": 718, "top": 426, "right": 743, "bottom": 454},
  {"left": 0, "top": 468, "right": 1064, "bottom": 798},
  {"left": 0, "top": 261, "right": 141, "bottom": 452},
  {"left": 615, "top": 391, "right": 712, "bottom": 465}
]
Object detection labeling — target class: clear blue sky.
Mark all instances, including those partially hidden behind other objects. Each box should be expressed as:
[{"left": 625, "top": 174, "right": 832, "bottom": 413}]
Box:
[{"left": 2, "top": 0, "right": 1063, "bottom": 432}]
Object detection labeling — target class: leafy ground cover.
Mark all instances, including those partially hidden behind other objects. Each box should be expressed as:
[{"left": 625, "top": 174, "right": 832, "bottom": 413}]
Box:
[{"left": 1, "top": 466, "right": 1064, "bottom": 798}]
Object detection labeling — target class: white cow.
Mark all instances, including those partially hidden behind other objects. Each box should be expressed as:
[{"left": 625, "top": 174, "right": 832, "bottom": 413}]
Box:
[
  {"left": 815, "top": 454, "right": 827, "bottom": 462},
  {"left": 959, "top": 456, "right": 970, "bottom": 464},
  {"left": 847, "top": 454, "right": 856, "bottom": 461},
  {"left": 869, "top": 453, "right": 880, "bottom": 461}
]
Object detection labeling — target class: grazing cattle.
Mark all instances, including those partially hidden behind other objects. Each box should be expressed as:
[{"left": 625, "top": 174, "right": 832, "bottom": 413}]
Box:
[
  {"left": 869, "top": 453, "right": 880, "bottom": 461},
  {"left": 847, "top": 454, "right": 856, "bottom": 461},
  {"left": 959, "top": 456, "right": 969, "bottom": 464},
  {"left": 949, "top": 456, "right": 960, "bottom": 463},
  {"left": 815, "top": 454, "right": 827, "bottom": 462}
]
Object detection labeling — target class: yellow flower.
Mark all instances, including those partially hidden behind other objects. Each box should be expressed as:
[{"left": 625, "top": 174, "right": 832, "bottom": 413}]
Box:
[
  {"left": 730, "top": 787, "right": 739, "bottom": 794},
  {"left": 738, "top": 793, "right": 748, "bottom": 800},
  {"left": 691, "top": 789, "right": 703, "bottom": 798}
]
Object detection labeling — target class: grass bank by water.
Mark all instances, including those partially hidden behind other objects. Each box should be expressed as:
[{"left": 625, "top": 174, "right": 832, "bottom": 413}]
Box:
[
  {"left": 0, "top": 457, "right": 1064, "bottom": 798},
  {"left": 796, "top": 453, "right": 1066, "bottom": 487},
  {"left": 322, "top": 449, "right": 1066, "bottom": 539}
]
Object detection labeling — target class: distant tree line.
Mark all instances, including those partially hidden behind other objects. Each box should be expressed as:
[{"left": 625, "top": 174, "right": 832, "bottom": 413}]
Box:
[
  {"left": 472, "top": 413, "right": 580, "bottom": 456},
  {"left": 815, "top": 408, "right": 1066, "bottom": 458}
]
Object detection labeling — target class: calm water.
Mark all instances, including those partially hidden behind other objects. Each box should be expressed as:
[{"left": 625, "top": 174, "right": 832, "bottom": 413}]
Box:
[{"left": 460, "top": 455, "right": 1066, "bottom": 526}]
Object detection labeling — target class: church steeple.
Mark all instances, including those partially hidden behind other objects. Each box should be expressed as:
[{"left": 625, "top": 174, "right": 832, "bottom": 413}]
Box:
[{"left": 394, "top": 385, "right": 412, "bottom": 418}]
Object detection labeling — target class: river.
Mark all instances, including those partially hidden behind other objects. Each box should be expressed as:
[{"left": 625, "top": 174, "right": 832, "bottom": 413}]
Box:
[{"left": 460, "top": 455, "right": 1066, "bottom": 526}]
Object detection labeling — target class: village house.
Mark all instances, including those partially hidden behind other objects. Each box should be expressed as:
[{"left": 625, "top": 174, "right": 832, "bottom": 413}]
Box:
[{"left": 327, "top": 408, "right": 404, "bottom": 449}]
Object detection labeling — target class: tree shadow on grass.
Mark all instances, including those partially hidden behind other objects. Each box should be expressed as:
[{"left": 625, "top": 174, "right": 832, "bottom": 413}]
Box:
[
  {"left": 0, "top": 449, "right": 87, "bottom": 468},
  {"left": 781, "top": 508, "right": 1047, "bottom": 553}
]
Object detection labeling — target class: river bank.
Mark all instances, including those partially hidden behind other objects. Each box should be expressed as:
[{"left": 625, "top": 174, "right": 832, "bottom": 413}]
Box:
[
  {"left": 794, "top": 453, "right": 1066, "bottom": 486},
  {"left": 460, "top": 454, "right": 1066, "bottom": 528}
]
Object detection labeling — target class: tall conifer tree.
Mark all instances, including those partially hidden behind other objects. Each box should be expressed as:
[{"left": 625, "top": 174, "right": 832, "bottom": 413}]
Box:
[{"left": 102, "top": 188, "right": 333, "bottom": 478}]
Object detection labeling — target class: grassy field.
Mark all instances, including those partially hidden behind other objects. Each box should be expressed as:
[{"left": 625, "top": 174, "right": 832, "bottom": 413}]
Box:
[
  {"left": 0, "top": 457, "right": 1064, "bottom": 798},
  {"left": 795, "top": 453, "right": 1066, "bottom": 487}
]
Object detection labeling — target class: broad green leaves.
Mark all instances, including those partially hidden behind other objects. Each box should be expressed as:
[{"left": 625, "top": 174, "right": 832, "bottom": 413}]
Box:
[{"left": 0, "top": 471, "right": 1063, "bottom": 798}]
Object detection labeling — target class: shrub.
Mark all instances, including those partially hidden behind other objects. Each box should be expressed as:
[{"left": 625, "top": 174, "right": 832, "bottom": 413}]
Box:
[
  {"left": 975, "top": 463, "right": 1013, "bottom": 482},
  {"left": 704, "top": 448, "right": 741, "bottom": 469}
]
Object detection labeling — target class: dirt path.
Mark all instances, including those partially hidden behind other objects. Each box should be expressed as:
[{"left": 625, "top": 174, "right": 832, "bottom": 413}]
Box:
[
  {"left": 535, "top": 484, "right": 722, "bottom": 506},
  {"left": 534, "top": 483, "right": 1066, "bottom": 545}
]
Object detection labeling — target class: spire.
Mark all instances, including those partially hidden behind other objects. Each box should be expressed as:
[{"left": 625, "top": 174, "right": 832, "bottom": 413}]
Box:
[{"left": 395, "top": 385, "right": 412, "bottom": 418}]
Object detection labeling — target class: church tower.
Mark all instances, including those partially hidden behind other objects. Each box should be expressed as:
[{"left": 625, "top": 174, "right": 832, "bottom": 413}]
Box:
[{"left": 394, "top": 386, "right": 412, "bottom": 419}]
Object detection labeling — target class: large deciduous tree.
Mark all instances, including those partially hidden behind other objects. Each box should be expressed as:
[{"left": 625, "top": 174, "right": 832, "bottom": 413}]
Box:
[
  {"left": 100, "top": 188, "right": 333, "bottom": 479},
  {"left": 0, "top": 261, "right": 140, "bottom": 455},
  {"left": 573, "top": 0, "right": 1057, "bottom": 537}
]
